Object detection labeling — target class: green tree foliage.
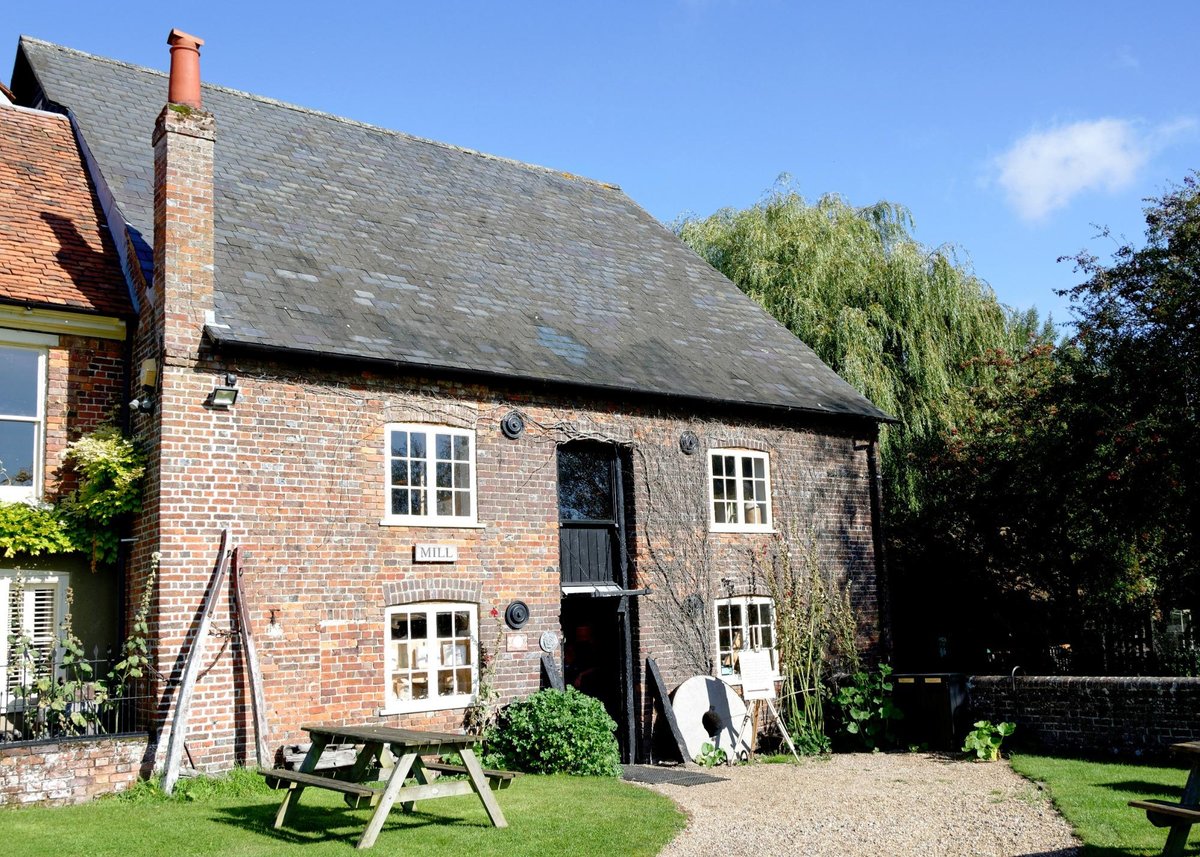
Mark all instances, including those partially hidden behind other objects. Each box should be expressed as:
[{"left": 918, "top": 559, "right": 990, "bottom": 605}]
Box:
[
  {"left": 918, "top": 174, "right": 1200, "bottom": 669},
  {"left": 676, "top": 181, "right": 1039, "bottom": 513}
]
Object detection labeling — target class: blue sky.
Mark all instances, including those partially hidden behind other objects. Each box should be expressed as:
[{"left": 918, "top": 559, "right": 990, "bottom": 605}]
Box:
[{"left": 5, "top": 2, "right": 1195, "bottom": 325}]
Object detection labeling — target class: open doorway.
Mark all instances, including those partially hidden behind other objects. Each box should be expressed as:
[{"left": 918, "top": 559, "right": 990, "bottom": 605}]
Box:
[{"left": 556, "top": 441, "right": 638, "bottom": 762}]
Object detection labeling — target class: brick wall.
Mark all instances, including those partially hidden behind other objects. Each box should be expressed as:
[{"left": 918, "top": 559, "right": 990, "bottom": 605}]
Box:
[
  {"left": 968, "top": 675, "right": 1200, "bottom": 758},
  {"left": 135, "top": 357, "right": 883, "bottom": 771},
  {"left": 0, "top": 735, "right": 154, "bottom": 806},
  {"left": 42, "top": 333, "right": 126, "bottom": 499}
]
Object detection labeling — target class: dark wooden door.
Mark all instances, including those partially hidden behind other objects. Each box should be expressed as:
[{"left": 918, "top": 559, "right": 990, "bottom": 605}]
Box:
[{"left": 557, "top": 443, "right": 619, "bottom": 586}]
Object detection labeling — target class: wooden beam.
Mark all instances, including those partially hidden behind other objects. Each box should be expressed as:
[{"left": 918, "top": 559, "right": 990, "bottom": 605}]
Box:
[
  {"left": 646, "top": 657, "right": 692, "bottom": 767},
  {"left": 232, "top": 548, "right": 272, "bottom": 768},
  {"left": 161, "top": 530, "right": 230, "bottom": 795}
]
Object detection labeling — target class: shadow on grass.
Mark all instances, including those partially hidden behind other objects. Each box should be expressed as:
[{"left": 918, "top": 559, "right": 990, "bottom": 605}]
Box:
[
  {"left": 1099, "top": 779, "right": 1185, "bottom": 796},
  {"left": 210, "top": 801, "right": 486, "bottom": 847}
]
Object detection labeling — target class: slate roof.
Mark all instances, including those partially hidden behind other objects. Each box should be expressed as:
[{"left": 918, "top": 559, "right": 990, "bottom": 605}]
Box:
[
  {"left": 0, "top": 100, "right": 131, "bottom": 316},
  {"left": 13, "top": 37, "right": 888, "bottom": 421}
]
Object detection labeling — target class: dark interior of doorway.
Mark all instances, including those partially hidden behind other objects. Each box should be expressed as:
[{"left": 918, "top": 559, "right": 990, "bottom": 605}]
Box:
[{"left": 560, "top": 596, "right": 625, "bottom": 756}]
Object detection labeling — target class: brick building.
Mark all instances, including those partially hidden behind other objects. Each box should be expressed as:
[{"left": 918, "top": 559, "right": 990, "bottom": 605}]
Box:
[
  {"left": 7, "top": 33, "right": 889, "bottom": 769},
  {"left": 0, "top": 87, "right": 133, "bottom": 718}
]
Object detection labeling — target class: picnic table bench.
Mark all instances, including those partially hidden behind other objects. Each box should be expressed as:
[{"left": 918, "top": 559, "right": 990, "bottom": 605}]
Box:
[
  {"left": 1129, "top": 740, "right": 1200, "bottom": 857},
  {"left": 260, "top": 724, "right": 513, "bottom": 849}
]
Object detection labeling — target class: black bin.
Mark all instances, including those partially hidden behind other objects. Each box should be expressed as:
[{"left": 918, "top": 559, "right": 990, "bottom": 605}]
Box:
[{"left": 892, "top": 672, "right": 968, "bottom": 751}]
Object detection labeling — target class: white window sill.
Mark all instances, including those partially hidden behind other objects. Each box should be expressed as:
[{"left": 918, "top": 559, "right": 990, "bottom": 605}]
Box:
[
  {"left": 377, "top": 695, "right": 474, "bottom": 716},
  {"left": 379, "top": 517, "right": 486, "bottom": 529},
  {"left": 0, "top": 488, "right": 39, "bottom": 504},
  {"left": 708, "top": 524, "right": 777, "bottom": 535}
]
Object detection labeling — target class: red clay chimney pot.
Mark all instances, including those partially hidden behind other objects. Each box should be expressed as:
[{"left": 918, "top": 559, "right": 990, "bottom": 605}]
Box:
[{"left": 166, "top": 28, "right": 205, "bottom": 109}]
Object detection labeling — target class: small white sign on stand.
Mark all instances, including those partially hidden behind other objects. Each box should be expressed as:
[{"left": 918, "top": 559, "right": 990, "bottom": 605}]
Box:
[{"left": 735, "top": 649, "right": 802, "bottom": 762}]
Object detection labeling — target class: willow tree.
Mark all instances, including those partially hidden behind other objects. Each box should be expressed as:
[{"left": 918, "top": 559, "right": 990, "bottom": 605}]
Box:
[{"left": 676, "top": 182, "right": 1040, "bottom": 514}]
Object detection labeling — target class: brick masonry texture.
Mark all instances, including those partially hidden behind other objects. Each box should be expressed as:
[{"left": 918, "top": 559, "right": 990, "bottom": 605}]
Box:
[
  {"left": 968, "top": 676, "right": 1200, "bottom": 758},
  {"left": 135, "top": 356, "right": 883, "bottom": 771},
  {"left": 43, "top": 334, "right": 127, "bottom": 498},
  {"left": 0, "top": 735, "right": 154, "bottom": 806}
]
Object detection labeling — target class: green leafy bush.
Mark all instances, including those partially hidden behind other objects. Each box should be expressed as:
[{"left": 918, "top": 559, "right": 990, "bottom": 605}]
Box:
[
  {"left": 963, "top": 720, "right": 1015, "bottom": 761},
  {"left": 832, "top": 662, "right": 903, "bottom": 750},
  {"left": 484, "top": 688, "right": 621, "bottom": 777},
  {"left": 0, "top": 501, "right": 76, "bottom": 557},
  {"left": 695, "top": 741, "right": 727, "bottom": 767},
  {"left": 59, "top": 426, "right": 145, "bottom": 568}
]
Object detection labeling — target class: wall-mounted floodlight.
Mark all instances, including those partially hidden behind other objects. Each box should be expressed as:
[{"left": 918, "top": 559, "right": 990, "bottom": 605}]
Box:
[{"left": 207, "top": 372, "right": 239, "bottom": 409}]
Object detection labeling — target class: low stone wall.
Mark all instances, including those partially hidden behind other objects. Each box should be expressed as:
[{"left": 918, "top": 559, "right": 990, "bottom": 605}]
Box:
[
  {"left": 968, "top": 675, "right": 1200, "bottom": 759},
  {"left": 0, "top": 734, "right": 154, "bottom": 805}
]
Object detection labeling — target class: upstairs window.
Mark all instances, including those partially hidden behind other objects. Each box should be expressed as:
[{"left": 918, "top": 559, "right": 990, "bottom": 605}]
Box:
[
  {"left": 0, "top": 344, "right": 47, "bottom": 502},
  {"left": 384, "top": 424, "right": 477, "bottom": 526},
  {"left": 384, "top": 602, "right": 478, "bottom": 713},
  {"left": 708, "top": 448, "right": 772, "bottom": 532},
  {"left": 715, "top": 595, "right": 777, "bottom": 681}
]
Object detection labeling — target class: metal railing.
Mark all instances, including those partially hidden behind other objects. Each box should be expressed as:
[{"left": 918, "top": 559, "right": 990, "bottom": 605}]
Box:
[{"left": 1, "top": 651, "right": 151, "bottom": 745}]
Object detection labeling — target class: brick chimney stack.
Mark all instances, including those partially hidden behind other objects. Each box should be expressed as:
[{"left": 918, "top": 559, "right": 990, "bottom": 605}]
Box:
[{"left": 152, "top": 28, "right": 214, "bottom": 362}]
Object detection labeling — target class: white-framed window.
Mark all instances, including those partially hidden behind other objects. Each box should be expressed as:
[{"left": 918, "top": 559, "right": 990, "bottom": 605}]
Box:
[
  {"left": 383, "top": 602, "right": 478, "bottom": 714},
  {"left": 715, "top": 595, "right": 777, "bottom": 681},
  {"left": 0, "top": 571, "right": 69, "bottom": 710},
  {"left": 383, "top": 424, "right": 478, "bottom": 526},
  {"left": 0, "top": 340, "right": 49, "bottom": 503},
  {"left": 707, "top": 448, "right": 772, "bottom": 532}
]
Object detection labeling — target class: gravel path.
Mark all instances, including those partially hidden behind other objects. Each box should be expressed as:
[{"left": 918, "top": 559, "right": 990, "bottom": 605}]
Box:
[{"left": 645, "top": 753, "right": 1081, "bottom": 857}]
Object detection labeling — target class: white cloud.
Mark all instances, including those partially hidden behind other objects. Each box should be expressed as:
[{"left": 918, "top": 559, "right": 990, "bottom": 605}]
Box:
[{"left": 993, "top": 118, "right": 1195, "bottom": 222}]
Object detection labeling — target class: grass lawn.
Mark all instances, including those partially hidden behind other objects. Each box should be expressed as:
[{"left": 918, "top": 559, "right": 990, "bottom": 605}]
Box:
[
  {"left": 0, "top": 770, "right": 685, "bottom": 857},
  {"left": 1011, "top": 753, "right": 1199, "bottom": 856}
]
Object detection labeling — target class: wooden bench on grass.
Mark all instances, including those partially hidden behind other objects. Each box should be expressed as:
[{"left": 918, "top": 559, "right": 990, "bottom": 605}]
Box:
[
  {"left": 1129, "top": 741, "right": 1200, "bottom": 857},
  {"left": 262, "top": 768, "right": 379, "bottom": 810},
  {"left": 422, "top": 760, "right": 519, "bottom": 790}
]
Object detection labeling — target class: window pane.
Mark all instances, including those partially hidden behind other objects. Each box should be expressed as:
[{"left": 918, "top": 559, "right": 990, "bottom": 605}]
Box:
[
  {"left": 0, "top": 347, "right": 39, "bottom": 417},
  {"left": 391, "top": 489, "right": 409, "bottom": 516},
  {"left": 438, "top": 670, "right": 455, "bottom": 695},
  {"left": 717, "top": 604, "right": 730, "bottom": 624},
  {"left": 393, "top": 674, "right": 410, "bottom": 700},
  {"left": 729, "top": 605, "right": 742, "bottom": 626},
  {"left": 456, "top": 668, "right": 473, "bottom": 693},
  {"left": 410, "top": 460, "right": 426, "bottom": 486},
  {"left": 454, "top": 611, "right": 470, "bottom": 635},
  {"left": 395, "top": 643, "right": 409, "bottom": 669},
  {"left": 711, "top": 454, "right": 724, "bottom": 477},
  {"left": 411, "top": 675, "right": 428, "bottom": 700},
  {"left": 453, "top": 463, "right": 470, "bottom": 488},
  {"left": 391, "top": 615, "right": 409, "bottom": 640},
  {"left": 436, "top": 461, "right": 452, "bottom": 488},
  {"left": 436, "top": 612, "right": 452, "bottom": 639},
  {"left": 712, "top": 479, "right": 726, "bottom": 500},
  {"left": 410, "top": 432, "right": 426, "bottom": 458},
  {"left": 453, "top": 435, "right": 469, "bottom": 461},
  {"left": 390, "top": 431, "right": 408, "bottom": 458},
  {"left": 557, "top": 444, "right": 614, "bottom": 521},
  {"left": 748, "top": 603, "right": 759, "bottom": 624},
  {"left": 742, "top": 456, "right": 754, "bottom": 478},
  {"left": 760, "top": 626, "right": 774, "bottom": 648},
  {"left": 410, "top": 614, "right": 426, "bottom": 639},
  {"left": 754, "top": 457, "right": 765, "bottom": 479},
  {"left": 391, "top": 460, "right": 407, "bottom": 486},
  {"left": 410, "top": 489, "right": 425, "bottom": 515},
  {"left": 454, "top": 491, "right": 470, "bottom": 517},
  {"left": 0, "top": 421, "right": 36, "bottom": 486},
  {"left": 436, "top": 490, "right": 453, "bottom": 516},
  {"left": 436, "top": 434, "right": 451, "bottom": 460}
]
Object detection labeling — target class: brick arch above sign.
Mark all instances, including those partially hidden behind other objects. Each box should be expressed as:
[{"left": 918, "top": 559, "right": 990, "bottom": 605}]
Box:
[{"left": 382, "top": 577, "right": 483, "bottom": 606}]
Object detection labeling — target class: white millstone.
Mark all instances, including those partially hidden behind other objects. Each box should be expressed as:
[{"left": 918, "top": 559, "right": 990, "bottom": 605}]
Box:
[{"left": 670, "top": 675, "right": 752, "bottom": 763}]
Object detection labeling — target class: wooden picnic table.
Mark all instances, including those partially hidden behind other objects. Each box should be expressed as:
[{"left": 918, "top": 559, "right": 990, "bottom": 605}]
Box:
[
  {"left": 261, "top": 724, "right": 510, "bottom": 850},
  {"left": 1129, "top": 740, "right": 1200, "bottom": 857}
]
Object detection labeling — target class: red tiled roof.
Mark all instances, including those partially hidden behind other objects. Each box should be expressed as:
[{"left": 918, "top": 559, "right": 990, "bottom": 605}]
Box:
[{"left": 0, "top": 104, "right": 132, "bottom": 316}]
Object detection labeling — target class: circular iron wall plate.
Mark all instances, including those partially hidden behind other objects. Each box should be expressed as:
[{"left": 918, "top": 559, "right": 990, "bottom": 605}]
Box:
[
  {"left": 504, "top": 600, "right": 530, "bottom": 630},
  {"left": 539, "top": 631, "right": 558, "bottom": 653},
  {"left": 679, "top": 430, "right": 699, "bottom": 455},
  {"left": 500, "top": 411, "right": 525, "bottom": 439}
]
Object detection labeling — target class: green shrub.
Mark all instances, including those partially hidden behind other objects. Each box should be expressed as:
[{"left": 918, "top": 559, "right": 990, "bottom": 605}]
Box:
[
  {"left": 484, "top": 688, "right": 621, "bottom": 777},
  {"left": 962, "top": 720, "right": 1015, "bottom": 761},
  {"left": 832, "top": 662, "right": 903, "bottom": 751}
]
